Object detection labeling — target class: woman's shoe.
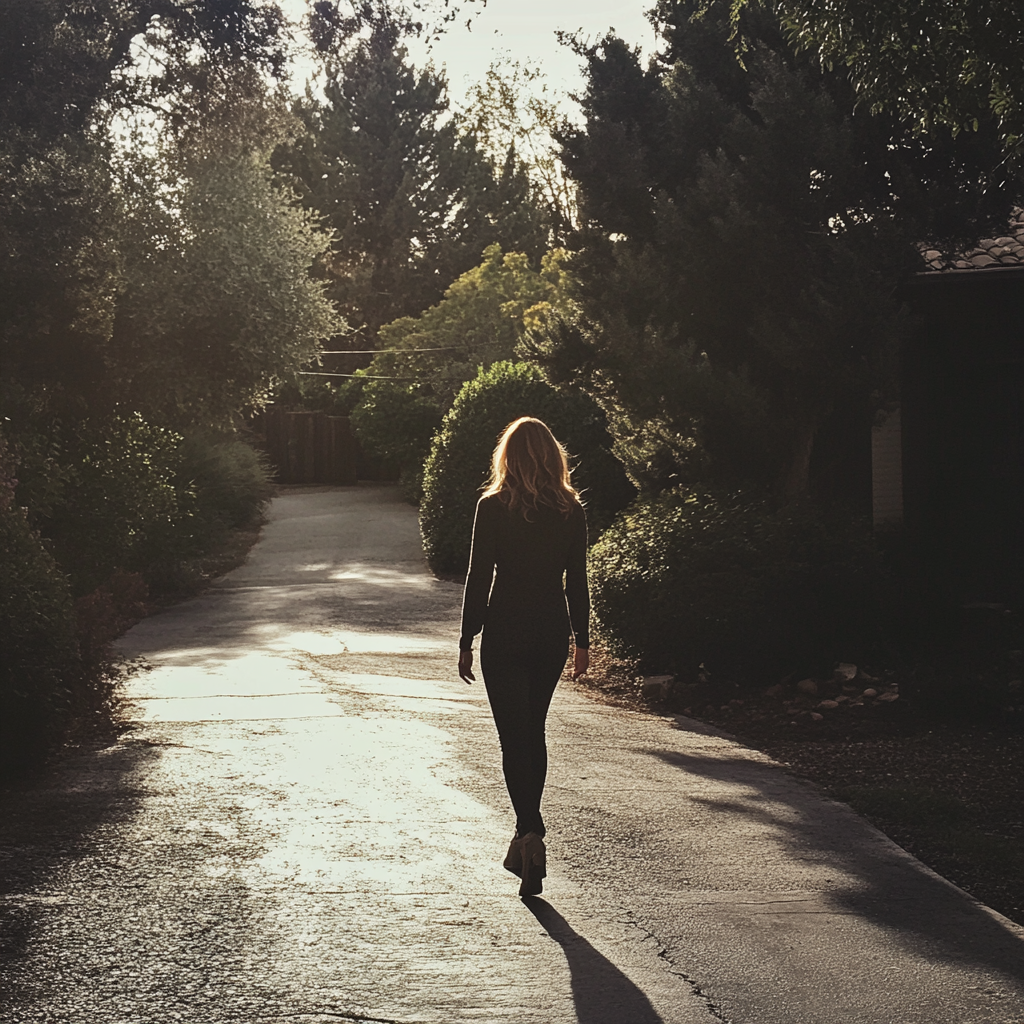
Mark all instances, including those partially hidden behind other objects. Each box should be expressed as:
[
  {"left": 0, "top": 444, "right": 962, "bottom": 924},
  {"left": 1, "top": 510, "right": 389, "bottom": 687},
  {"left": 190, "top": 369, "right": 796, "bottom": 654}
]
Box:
[
  {"left": 518, "top": 832, "right": 546, "bottom": 897},
  {"left": 503, "top": 833, "right": 524, "bottom": 878}
]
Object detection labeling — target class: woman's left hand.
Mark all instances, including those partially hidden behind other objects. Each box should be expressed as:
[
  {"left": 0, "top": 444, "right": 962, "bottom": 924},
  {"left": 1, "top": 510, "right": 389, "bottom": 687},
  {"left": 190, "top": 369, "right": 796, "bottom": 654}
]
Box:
[{"left": 458, "top": 650, "right": 476, "bottom": 684}]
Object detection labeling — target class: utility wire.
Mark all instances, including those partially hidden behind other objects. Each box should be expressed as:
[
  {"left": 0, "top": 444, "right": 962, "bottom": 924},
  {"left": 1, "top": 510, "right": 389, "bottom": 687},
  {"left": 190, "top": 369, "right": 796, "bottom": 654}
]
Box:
[
  {"left": 300, "top": 371, "right": 421, "bottom": 381},
  {"left": 318, "top": 346, "right": 460, "bottom": 354}
]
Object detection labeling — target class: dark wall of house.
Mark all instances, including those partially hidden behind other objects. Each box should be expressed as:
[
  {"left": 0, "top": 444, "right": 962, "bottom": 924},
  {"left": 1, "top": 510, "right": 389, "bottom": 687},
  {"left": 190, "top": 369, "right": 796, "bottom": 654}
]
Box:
[
  {"left": 809, "top": 394, "right": 873, "bottom": 516},
  {"left": 901, "top": 270, "right": 1024, "bottom": 603}
]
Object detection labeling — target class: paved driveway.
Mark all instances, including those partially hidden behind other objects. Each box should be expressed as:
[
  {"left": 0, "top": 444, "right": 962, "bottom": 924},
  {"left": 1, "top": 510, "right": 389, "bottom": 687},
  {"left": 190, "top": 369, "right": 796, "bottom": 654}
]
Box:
[{"left": 1, "top": 485, "right": 1023, "bottom": 1023}]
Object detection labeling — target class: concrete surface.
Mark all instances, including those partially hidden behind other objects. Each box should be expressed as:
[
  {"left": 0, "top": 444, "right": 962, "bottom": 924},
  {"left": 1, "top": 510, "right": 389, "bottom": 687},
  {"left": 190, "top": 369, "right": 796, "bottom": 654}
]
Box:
[{"left": 1, "top": 483, "right": 1023, "bottom": 1023}]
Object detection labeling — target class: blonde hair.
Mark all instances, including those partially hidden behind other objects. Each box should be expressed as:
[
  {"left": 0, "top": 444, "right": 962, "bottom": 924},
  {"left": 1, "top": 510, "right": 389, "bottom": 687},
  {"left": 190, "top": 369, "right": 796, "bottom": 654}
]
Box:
[{"left": 482, "top": 417, "right": 580, "bottom": 518}]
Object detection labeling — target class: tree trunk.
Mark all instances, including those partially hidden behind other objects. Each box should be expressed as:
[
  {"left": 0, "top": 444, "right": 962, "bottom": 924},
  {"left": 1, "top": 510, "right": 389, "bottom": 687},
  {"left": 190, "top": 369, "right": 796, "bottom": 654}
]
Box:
[{"left": 780, "top": 420, "right": 818, "bottom": 503}]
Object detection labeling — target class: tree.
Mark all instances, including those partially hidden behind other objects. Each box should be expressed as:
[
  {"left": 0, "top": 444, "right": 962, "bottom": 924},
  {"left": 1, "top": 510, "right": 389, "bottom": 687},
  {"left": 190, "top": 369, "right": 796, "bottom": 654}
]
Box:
[
  {"left": 732, "top": 0, "right": 1024, "bottom": 158},
  {"left": 273, "top": 1, "right": 548, "bottom": 347},
  {"left": 351, "top": 243, "right": 573, "bottom": 494},
  {"left": 460, "top": 59, "right": 579, "bottom": 241},
  {"left": 532, "top": 0, "right": 1020, "bottom": 499},
  {"left": 0, "top": 1, "right": 291, "bottom": 408},
  {"left": 111, "top": 143, "right": 342, "bottom": 429}
]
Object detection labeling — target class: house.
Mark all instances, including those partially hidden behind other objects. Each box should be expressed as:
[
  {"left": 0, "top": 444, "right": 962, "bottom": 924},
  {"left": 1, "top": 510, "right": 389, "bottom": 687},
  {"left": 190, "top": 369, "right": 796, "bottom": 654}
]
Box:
[{"left": 877, "top": 219, "right": 1024, "bottom": 604}]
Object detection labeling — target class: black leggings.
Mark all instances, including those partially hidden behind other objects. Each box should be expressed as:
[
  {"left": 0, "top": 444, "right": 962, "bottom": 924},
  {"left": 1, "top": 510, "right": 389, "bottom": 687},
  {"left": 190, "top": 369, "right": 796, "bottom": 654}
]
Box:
[{"left": 481, "top": 640, "right": 566, "bottom": 838}]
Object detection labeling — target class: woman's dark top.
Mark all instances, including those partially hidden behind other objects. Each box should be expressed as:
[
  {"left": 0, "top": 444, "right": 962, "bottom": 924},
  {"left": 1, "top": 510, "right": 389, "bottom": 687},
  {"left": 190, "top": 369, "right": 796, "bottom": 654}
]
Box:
[{"left": 459, "top": 493, "right": 590, "bottom": 653}]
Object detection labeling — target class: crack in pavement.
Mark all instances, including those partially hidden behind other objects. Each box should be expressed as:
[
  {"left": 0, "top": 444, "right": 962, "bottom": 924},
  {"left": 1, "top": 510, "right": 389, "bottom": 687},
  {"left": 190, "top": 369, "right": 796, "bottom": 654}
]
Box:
[
  {"left": 251, "top": 1013, "right": 408, "bottom": 1024},
  {"left": 623, "top": 912, "right": 732, "bottom": 1024}
]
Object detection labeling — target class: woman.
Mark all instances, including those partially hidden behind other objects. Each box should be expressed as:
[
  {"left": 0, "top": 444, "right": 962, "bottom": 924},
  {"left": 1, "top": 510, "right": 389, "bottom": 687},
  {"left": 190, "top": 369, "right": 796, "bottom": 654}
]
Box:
[{"left": 458, "top": 417, "right": 590, "bottom": 897}]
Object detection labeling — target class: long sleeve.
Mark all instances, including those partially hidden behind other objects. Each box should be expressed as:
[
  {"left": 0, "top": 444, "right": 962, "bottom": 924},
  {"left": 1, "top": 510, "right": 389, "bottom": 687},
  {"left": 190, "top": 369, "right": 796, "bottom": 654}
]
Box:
[
  {"left": 565, "top": 505, "right": 590, "bottom": 649},
  {"left": 460, "top": 498, "right": 498, "bottom": 651}
]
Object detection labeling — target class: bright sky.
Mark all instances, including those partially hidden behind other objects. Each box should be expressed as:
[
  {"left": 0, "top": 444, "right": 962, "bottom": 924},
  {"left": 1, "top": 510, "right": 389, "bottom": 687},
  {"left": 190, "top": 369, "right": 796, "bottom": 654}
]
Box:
[{"left": 280, "top": 0, "right": 658, "bottom": 111}]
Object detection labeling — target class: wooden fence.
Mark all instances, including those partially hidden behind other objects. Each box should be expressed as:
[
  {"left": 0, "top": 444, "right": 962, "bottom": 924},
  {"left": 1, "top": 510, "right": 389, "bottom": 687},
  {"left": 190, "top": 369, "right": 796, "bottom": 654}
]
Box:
[{"left": 258, "top": 408, "right": 359, "bottom": 485}]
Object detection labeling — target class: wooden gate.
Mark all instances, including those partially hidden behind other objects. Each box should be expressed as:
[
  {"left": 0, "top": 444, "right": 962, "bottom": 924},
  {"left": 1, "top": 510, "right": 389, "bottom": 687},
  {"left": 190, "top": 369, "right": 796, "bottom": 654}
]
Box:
[{"left": 259, "top": 408, "right": 359, "bottom": 485}]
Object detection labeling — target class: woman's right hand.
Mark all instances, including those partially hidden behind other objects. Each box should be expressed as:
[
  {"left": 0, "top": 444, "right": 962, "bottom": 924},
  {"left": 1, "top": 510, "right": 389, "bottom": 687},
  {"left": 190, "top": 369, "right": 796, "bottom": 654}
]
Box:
[
  {"left": 458, "top": 649, "right": 476, "bottom": 684},
  {"left": 572, "top": 647, "right": 590, "bottom": 680}
]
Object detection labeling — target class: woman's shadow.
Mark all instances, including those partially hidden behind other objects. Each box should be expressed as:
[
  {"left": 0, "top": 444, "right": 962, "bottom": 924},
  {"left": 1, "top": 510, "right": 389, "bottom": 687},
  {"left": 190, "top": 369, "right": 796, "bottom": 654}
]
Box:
[{"left": 522, "top": 897, "right": 666, "bottom": 1024}]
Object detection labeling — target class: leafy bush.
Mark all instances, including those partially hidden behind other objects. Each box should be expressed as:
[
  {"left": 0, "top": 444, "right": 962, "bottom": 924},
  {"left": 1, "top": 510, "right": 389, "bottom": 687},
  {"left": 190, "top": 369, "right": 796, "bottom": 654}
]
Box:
[
  {"left": 420, "top": 361, "right": 634, "bottom": 574},
  {"left": 176, "top": 430, "right": 274, "bottom": 534},
  {"left": 349, "top": 381, "right": 443, "bottom": 500},
  {"left": 589, "top": 488, "right": 887, "bottom": 681},
  {"left": 21, "top": 413, "right": 185, "bottom": 596},
  {"left": 15, "top": 417, "right": 273, "bottom": 597},
  {"left": 0, "top": 447, "right": 79, "bottom": 773}
]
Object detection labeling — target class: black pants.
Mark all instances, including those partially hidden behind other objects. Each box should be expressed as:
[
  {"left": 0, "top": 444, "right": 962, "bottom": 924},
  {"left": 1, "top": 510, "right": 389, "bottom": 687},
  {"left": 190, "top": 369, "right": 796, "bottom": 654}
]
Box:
[{"left": 481, "top": 638, "right": 566, "bottom": 838}]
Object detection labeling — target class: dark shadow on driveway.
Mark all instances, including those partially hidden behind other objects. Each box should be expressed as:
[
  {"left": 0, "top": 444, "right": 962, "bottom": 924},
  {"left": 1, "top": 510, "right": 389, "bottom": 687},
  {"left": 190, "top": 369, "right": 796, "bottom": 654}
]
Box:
[
  {"left": 0, "top": 738, "right": 159, "bottom": 1010},
  {"left": 647, "top": 740, "right": 1024, "bottom": 986},
  {"left": 523, "top": 897, "right": 665, "bottom": 1024}
]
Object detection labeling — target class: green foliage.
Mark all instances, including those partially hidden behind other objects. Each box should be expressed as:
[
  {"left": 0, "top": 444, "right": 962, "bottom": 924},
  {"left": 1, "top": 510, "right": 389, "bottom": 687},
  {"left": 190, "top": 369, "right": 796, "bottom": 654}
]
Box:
[
  {"left": 13, "top": 413, "right": 274, "bottom": 598},
  {"left": 419, "top": 361, "right": 634, "bottom": 574},
  {"left": 273, "top": 5, "right": 547, "bottom": 346},
  {"left": 459, "top": 59, "right": 578, "bottom": 239},
  {"left": 0, "top": 449, "right": 79, "bottom": 774},
  {"left": 589, "top": 488, "right": 886, "bottom": 679},
  {"left": 350, "top": 381, "right": 444, "bottom": 498},
  {"left": 350, "top": 245, "right": 574, "bottom": 494},
  {"left": 113, "top": 149, "right": 342, "bottom": 429},
  {"left": 535, "top": 2, "right": 1019, "bottom": 499},
  {"left": 18, "top": 414, "right": 185, "bottom": 597},
  {"left": 738, "top": 0, "right": 1024, "bottom": 155},
  {"left": 176, "top": 431, "right": 275, "bottom": 534}
]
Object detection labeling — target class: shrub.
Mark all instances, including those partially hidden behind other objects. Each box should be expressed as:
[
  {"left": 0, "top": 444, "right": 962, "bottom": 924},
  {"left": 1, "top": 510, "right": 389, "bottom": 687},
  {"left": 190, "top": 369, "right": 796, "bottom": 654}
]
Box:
[
  {"left": 349, "top": 381, "right": 443, "bottom": 500},
  {"left": 24, "top": 413, "right": 185, "bottom": 596},
  {"left": 420, "top": 361, "right": 634, "bottom": 574},
  {"left": 18, "top": 418, "right": 273, "bottom": 597},
  {"left": 175, "top": 430, "right": 275, "bottom": 533},
  {"left": 0, "top": 456, "right": 79, "bottom": 773},
  {"left": 589, "top": 488, "right": 887, "bottom": 681}
]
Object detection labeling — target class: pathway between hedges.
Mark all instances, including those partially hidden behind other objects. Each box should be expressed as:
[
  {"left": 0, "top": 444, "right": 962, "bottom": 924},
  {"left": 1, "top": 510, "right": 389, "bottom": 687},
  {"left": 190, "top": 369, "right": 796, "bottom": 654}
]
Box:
[{"left": 2, "top": 484, "right": 1023, "bottom": 1024}]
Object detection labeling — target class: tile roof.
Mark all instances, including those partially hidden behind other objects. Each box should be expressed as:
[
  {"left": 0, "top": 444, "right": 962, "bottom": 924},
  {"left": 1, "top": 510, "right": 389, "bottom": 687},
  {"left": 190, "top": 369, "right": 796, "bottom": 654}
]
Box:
[{"left": 922, "top": 211, "right": 1024, "bottom": 272}]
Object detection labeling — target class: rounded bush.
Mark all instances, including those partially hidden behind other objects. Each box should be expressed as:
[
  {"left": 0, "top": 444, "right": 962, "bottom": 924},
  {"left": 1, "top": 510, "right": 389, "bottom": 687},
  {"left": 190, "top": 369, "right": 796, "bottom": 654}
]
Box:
[
  {"left": 175, "top": 430, "right": 275, "bottom": 532},
  {"left": 589, "top": 488, "right": 886, "bottom": 680},
  {"left": 420, "top": 361, "right": 634, "bottom": 574}
]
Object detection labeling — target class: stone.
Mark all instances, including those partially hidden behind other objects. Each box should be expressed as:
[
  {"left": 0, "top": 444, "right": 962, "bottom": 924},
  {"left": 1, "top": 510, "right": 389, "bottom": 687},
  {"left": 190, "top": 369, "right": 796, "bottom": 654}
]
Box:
[
  {"left": 876, "top": 692, "right": 899, "bottom": 702},
  {"left": 809, "top": 712, "right": 824, "bottom": 721},
  {"left": 834, "top": 663, "right": 858, "bottom": 683},
  {"left": 641, "top": 675, "right": 673, "bottom": 701},
  {"left": 862, "top": 688, "right": 878, "bottom": 698},
  {"left": 818, "top": 700, "right": 839, "bottom": 709},
  {"left": 764, "top": 684, "right": 785, "bottom": 698},
  {"left": 796, "top": 678, "right": 818, "bottom": 695}
]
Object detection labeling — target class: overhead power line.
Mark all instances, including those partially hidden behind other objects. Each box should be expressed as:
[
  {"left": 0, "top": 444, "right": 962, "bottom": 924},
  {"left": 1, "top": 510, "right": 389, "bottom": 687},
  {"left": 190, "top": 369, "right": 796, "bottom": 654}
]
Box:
[
  {"left": 300, "top": 371, "right": 420, "bottom": 381},
  {"left": 318, "top": 346, "right": 460, "bottom": 354}
]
